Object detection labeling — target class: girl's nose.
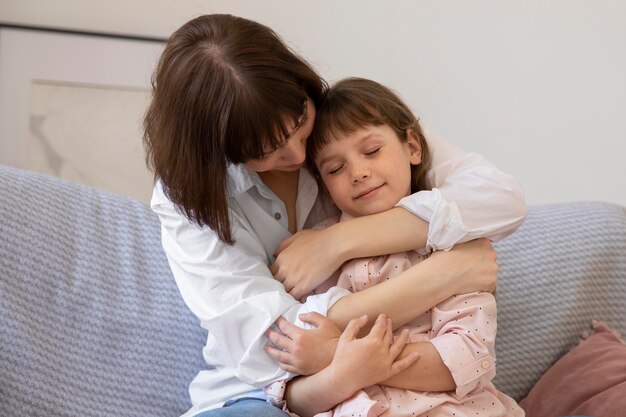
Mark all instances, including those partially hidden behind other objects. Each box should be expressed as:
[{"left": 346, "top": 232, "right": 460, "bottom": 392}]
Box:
[{"left": 351, "top": 165, "right": 370, "bottom": 183}]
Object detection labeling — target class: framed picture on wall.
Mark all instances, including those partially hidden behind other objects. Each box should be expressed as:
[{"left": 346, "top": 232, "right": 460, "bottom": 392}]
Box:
[{"left": 0, "top": 25, "right": 165, "bottom": 203}]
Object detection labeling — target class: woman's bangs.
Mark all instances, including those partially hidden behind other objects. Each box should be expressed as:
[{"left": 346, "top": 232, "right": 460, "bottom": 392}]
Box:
[{"left": 226, "top": 92, "right": 306, "bottom": 163}]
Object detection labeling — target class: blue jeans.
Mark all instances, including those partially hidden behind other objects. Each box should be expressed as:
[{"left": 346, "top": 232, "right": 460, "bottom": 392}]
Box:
[{"left": 194, "top": 397, "right": 289, "bottom": 417}]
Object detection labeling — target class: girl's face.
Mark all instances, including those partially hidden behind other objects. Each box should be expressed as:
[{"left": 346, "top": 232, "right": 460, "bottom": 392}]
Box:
[
  {"left": 314, "top": 124, "right": 422, "bottom": 218},
  {"left": 245, "top": 97, "right": 316, "bottom": 173}
]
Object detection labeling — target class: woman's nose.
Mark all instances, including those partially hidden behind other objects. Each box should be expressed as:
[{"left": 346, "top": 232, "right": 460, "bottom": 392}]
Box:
[{"left": 284, "top": 135, "right": 306, "bottom": 165}]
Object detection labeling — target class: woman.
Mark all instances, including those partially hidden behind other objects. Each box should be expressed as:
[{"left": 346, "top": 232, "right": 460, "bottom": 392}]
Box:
[{"left": 143, "top": 14, "right": 526, "bottom": 417}]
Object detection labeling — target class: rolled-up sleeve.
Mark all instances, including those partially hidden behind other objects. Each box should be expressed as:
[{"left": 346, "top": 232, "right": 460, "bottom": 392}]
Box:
[
  {"left": 428, "top": 292, "right": 497, "bottom": 398},
  {"left": 396, "top": 130, "right": 527, "bottom": 252},
  {"left": 153, "top": 197, "right": 350, "bottom": 388}
]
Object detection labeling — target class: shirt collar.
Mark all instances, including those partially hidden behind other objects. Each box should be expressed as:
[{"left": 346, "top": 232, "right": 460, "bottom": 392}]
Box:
[
  {"left": 226, "top": 163, "right": 321, "bottom": 214},
  {"left": 226, "top": 163, "right": 266, "bottom": 197}
]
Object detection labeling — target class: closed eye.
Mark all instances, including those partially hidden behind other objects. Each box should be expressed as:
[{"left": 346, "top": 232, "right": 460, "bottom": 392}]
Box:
[
  {"left": 327, "top": 164, "right": 344, "bottom": 175},
  {"left": 365, "top": 147, "right": 382, "bottom": 156}
]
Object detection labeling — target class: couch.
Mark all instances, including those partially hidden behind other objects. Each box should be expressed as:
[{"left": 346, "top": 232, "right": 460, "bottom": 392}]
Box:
[{"left": 1, "top": 164, "right": 625, "bottom": 416}]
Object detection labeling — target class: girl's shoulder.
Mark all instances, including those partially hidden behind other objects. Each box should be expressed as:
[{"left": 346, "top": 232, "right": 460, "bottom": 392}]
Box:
[{"left": 312, "top": 215, "right": 341, "bottom": 231}]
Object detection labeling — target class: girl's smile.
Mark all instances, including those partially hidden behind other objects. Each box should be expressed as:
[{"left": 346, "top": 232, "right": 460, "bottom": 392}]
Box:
[{"left": 314, "top": 124, "right": 422, "bottom": 218}]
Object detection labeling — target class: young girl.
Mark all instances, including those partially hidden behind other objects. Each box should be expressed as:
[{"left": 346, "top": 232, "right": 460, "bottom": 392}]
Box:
[
  {"left": 264, "top": 78, "right": 524, "bottom": 417},
  {"left": 143, "top": 14, "right": 526, "bottom": 417}
]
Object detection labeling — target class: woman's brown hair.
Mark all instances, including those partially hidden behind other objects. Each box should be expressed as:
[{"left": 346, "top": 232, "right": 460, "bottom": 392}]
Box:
[
  {"left": 307, "top": 77, "right": 431, "bottom": 194},
  {"left": 143, "top": 14, "right": 326, "bottom": 244}
]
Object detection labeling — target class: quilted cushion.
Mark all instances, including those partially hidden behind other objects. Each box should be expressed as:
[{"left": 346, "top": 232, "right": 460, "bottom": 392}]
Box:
[
  {"left": 493, "top": 201, "right": 626, "bottom": 400},
  {"left": 0, "top": 165, "right": 206, "bottom": 417},
  {"left": 1, "top": 164, "right": 625, "bottom": 413}
]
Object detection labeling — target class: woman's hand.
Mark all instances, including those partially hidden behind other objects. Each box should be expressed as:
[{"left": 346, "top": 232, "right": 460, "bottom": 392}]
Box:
[
  {"left": 431, "top": 238, "right": 498, "bottom": 294},
  {"left": 270, "top": 228, "right": 347, "bottom": 299},
  {"left": 282, "top": 314, "right": 419, "bottom": 417},
  {"left": 265, "top": 312, "right": 342, "bottom": 375},
  {"left": 328, "top": 314, "right": 419, "bottom": 394}
]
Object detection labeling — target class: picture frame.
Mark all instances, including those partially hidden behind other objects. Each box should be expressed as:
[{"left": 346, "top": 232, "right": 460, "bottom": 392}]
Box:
[{"left": 0, "top": 25, "right": 165, "bottom": 202}]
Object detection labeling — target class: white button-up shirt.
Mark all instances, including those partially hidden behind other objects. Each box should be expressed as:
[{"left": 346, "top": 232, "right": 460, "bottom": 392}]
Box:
[{"left": 150, "top": 131, "right": 527, "bottom": 416}]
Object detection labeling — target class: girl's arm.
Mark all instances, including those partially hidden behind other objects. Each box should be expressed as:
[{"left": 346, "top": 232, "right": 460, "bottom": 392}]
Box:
[
  {"left": 281, "top": 293, "right": 498, "bottom": 417},
  {"left": 279, "top": 315, "right": 418, "bottom": 417},
  {"left": 151, "top": 184, "right": 351, "bottom": 388},
  {"left": 268, "top": 324, "right": 456, "bottom": 391},
  {"left": 379, "top": 292, "right": 497, "bottom": 395},
  {"left": 424, "top": 291, "right": 498, "bottom": 397},
  {"left": 266, "top": 239, "right": 498, "bottom": 377},
  {"left": 327, "top": 239, "right": 498, "bottom": 332},
  {"left": 153, "top": 180, "right": 496, "bottom": 391},
  {"left": 273, "top": 132, "right": 526, "bottom": 299}
]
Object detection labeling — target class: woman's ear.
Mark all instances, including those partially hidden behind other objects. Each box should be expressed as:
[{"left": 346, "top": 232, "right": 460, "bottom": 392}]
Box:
[{"left": 406, "top": 129, "right": 422, "bottom": 165}]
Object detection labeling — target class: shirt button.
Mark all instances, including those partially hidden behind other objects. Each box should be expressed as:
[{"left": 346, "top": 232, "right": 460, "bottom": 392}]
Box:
[
  {"left": 274, "top": 213, "right": 281, "bottom": 220},
  {"left": 481, "top": 360, "right": 490, "bottom": 369}
]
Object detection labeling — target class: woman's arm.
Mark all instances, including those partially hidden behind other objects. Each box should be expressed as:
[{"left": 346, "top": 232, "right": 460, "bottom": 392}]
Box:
[
  {"left": 151, "top": 185, "right": 351, "bottom": 388},
  {"left": 281, "top": 315, "right": 418, "bottom": 417},
  {"left": 268, "top": 324, "right": 456, "bottom": 392},
  {"left": 153, "top": 180, "right": 496, "bottom": 392},
  {"left": 273, "top": 208, "right": 429, "bottom": 298},
  {"left": 395, "top": 131, "right": 527, "bottom": 251},
  {"left": 327, "top": 239, "right": 498, "bottom": 332},
  {"left": 266, "top": 239, "right": 498, "bottom": 376},
  {"left": 273, "top": 132, "right": 526, "bottom": 299}
]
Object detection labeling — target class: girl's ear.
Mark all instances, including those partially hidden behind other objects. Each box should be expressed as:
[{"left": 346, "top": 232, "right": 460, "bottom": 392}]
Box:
[{"left": 406, "top": 129, "right": 422, "bottom": 165}]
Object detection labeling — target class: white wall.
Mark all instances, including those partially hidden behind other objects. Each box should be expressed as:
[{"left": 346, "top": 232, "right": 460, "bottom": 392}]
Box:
[{"left": 1, "top": 0, "right": 625, "bottom": 206}]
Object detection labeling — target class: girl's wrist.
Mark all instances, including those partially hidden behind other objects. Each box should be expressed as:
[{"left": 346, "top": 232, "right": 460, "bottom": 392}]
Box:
[
  {"left": 424, "top": 255, "right": 459, "bottom": 299},
  {"left": 323, "top": 362, "right": 361, "bottom": 399}
]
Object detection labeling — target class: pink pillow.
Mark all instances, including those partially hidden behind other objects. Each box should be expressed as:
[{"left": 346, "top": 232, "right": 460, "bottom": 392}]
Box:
[{"left": 519, "top": 321, "right": 626, "bottom": 417}]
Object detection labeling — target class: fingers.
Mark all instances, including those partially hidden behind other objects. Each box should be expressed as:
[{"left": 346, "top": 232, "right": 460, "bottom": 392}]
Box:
[
  {"left": 270, "top": 262, "right": 294, "bottom": 292},
  {"left": 367, "top": 314, "right": 388, "bottom": 340},
  {"left": 274, "top": 234, "right": 296, "bottom": 257},
  {"left": 269, "top": 263, "right": 279, "bottom": 277},
  {"left": 390, "top": 351, "right": 420, "bottom": 375},
  {"left": 270, "top": 263, "right": 287, "bottom": 286},
  {"left": 264, "top": 345, "right": 302, "bottom": 374},
  {"left": 264, "top": 344, "right": 290, "bottom": 364},
  {"left": 389, "top": 328, "right": 409, "bottom": 358},
  {"left": 298, "top": 312, "right": 326, "bottom": 327},
  {"left": 288, "top": 285, "right": 304, "bottom": 300},
  {"left": 341, "top": 315, "right": 368, "bottom": 342},
  {"left": 275, "top": 316, "right": 301, "bottom": 340},
  {"left": 383, "top": 318, "right": 394, "bottom": 346},
  {"left": 265, "top": 327, "right": 294, "bottom": 352}
]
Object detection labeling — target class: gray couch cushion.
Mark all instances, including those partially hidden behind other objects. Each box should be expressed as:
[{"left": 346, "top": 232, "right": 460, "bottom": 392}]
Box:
[
  {"left": 1, "top": 164, "right": 625, "bottom": 413},
  {"left": 0, "top": 165, "right": 206, "bottom": 417},
  {"left": 493, "top": 201, "right": 626, "bottom": 400}
]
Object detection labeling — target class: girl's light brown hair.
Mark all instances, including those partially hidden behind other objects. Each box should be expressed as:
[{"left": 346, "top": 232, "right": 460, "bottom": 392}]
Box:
[
  {"left": 143, "top": 14, "right": 326, "bottom": 244},
  {"left": 307, "top": 77, "right": 431, "bottom": 193}
]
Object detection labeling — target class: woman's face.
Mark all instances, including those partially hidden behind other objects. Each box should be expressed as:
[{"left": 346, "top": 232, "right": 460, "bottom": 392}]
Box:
[{"left": 245, "top": 97, "right": 316, "bottom": 173}]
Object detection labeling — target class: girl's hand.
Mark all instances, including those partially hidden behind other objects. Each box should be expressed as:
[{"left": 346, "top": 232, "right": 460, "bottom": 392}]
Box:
[
  {"left": 264, "top": 312, "right": 342, "bottom": 375},
  {"left": 431, "top": 238, "right": 498, "bottom": 294},
  {"left": 329, "top": 314, "right": 419, "bottom": 393},
  {"left": 270, "top": 228, "right": 346, "bottom": 299}
]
